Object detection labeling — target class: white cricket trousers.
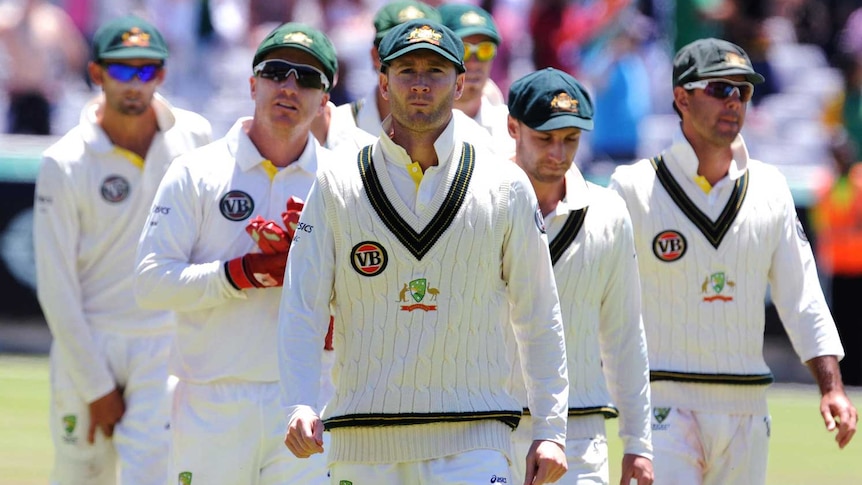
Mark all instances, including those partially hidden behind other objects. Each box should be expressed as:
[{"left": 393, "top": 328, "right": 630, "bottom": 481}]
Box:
[
  {"left": 49, "top": 331, "right": 174, "bottom": 485},
  {"left": 329, "top": 448, "right": 512, "bottom": 484},
  {"left": 169, "top": 379, "right": 329, "bottom": 485},
  {"left": 650, "top": 407, "right": 770, "bottom": 485},
  {"left": 511, "top": 415, "right": 609, "bottom": 484}
]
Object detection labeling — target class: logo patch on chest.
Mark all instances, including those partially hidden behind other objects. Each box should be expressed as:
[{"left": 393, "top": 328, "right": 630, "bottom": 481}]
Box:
[
  {"left": 351, "top": 241, "right": 388, "bottom": 276},
  {"left": 398, "top": 278, "right": 438, "bottom": 312},
  {"left": 219, "top": 191, "right": 254, "bottom": 221},
  {"left": 702, "top": 271, "right": 735, "bottom": 302},
  {"left": 652, "top": 230, "right": 686, "bottom": 262},
  {"left": 100, "top": 175, "right": 131, "bottom": 203}
]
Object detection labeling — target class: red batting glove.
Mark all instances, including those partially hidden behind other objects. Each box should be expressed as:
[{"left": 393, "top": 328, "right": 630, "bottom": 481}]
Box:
[
  {"left": 225, "top": 252, "right": 287, "bottom": 289},
  {"left": 282, "top": 196, "right": 305, "bottom": 240},
  {"left": 246, "top": 216, "right": 290, "bottom": 254}
]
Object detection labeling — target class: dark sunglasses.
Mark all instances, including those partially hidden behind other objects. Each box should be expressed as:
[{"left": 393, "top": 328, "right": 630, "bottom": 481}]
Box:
[
  {"left": 463, "top": 41, "right": 497, "bottom": 62},
  {"left": 682, "top": 78, "right": 754, "bottom": 103},
  {"left": 102, "top": 63, "right": 162, "bottom": 83},
  {"left": 253, "top": 59, "right": 330, "bottom": 91}
]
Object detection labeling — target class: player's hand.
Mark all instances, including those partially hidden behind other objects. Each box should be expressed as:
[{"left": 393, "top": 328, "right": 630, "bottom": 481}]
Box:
[
  {"left": 820, "top": 390, "right": 857, "bottom": 448},
  {"left": 282, "top": 196, "right": 305, "bottom": 241},
  {"left": 225, "top": 252, "right": 288, "bottom": 289},
  {"left": 284, "top": 409, "right": 324, "bottom": 458},
  {"left": 523, "top": 439, "right": 567, "bottom": 484},
  {"left": 246, "top": 216, "right": 290, "bottom": 254},
  {"left": 620, "top": 453, "right": 654, "bottom": 485},
  {"left": 87, "top": 387, "right": 125, "bottom": 444}
]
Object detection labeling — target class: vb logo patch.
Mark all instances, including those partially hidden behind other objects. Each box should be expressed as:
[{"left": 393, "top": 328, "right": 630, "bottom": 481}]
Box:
[
  {"left": 652, "top": 407, "right": 671, "bottom": 431},
  {"left": 652, "top": 230, "right": 686, "bottom": 262},
  {"left": 398, "top": 278, "right": 439, "bottom": 312},
  {"left": 61, "top": 414, "right": 77, "bottom": 443},
  {"left": 178, "top": 471, "right": 192, "bottom": 485},
  {"left": 100, "top": 175, "right": 131, "bottom": 203},
  {"left": 220, "top": 190, "right": 254, "bottom": 221},
  {"left": 351, "top": 241, "right": 387, "bottom": 276}
]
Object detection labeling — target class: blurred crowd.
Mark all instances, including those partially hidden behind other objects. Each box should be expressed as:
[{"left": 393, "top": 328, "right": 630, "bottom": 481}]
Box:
[{"left": 2, "top": 0, "right": 862, "bottom": 172}]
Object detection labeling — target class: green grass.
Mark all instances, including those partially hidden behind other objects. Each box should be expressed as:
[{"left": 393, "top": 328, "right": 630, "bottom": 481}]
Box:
[{"left": 1, "top": 354, "right": 860, "bottom": 484}]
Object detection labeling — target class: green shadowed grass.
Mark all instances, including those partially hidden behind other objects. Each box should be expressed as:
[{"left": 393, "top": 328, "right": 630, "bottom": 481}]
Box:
[
  {"left": 607, "top": 385, "right": 862, "bottom": 485},
  {"left": 1, "top": 354, "right": 860, "bottom": 484}
]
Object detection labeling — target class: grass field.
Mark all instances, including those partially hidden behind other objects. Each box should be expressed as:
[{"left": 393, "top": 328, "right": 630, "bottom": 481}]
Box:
[{"left": 1, "top": 354, "right": 860, "bottom": 484}]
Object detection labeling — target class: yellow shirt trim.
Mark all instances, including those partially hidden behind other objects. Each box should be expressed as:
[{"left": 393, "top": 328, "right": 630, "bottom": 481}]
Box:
[
  {"left": 261, "top": 160, "right": 278, "bottom": 181},
  {"left": 407, "top": 161, "right": 423, "bottom": 190},
  {"left": 112, "top": 147, "right": 145, "bottom": 170},
  {"left": 694, "top": 175, "right": 712, "bottom": 194}
]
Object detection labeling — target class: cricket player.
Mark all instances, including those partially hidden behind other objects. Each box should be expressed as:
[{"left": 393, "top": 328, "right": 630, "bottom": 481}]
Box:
[
  {"left": 439, "top": 2, "right": 512, "bottom": 153},
  {"left": 34, "top": 15, "right": 211, "bottom": 485},
  {"left": 134, "top": 23, "right": 337, "bottom": 485},
  {"left": 507, "top": 67, "right": 654, "bottom": 485},
  {"left": 279, "top": 19, "right": 569, "bottom": 485},
  {"left": 609, "top": 38, "right": 858, "bottom": 484}
]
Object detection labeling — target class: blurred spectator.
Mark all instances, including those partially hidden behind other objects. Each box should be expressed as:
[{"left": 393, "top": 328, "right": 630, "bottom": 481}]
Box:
[
  {"left": 810, "top": 130, "right": 862, "bottom": 386},
  {"left": 0, "top": 0, "right": 88, "bottom": 134}
]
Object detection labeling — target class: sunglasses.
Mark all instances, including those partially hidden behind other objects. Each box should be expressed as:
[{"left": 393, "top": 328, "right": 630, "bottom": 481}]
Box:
[
  {"left": 463, "top": 41, "right": 497, "bottom": 62},
  {"left": 253, "top": 59, "right": 330, "bottom": 91},
  {"left": 682, "top": 78, "right": 754, "bottom": 103},
  {"left": 102, "top": 63, "right": 162, "bottom": 83}
]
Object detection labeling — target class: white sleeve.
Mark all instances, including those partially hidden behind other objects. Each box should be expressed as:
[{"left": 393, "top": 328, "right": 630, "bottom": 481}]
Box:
[
  {"left": 768, "top": 182, "right": 844, "bottom": 362},
  {"left": 504, "top": 174, "right": 569, "bottom": 445},
  {"left": 34, "top": 157, "right": 115, "bottom": 403},
  {"left": 134, "top": 158, "right": 243, "bottom": 311},
  {"left": 598, "top": 205, "right": 653, "bottom": 458},
  {"left": 278, "top": 178, "right": 335, "bottom": 420}
]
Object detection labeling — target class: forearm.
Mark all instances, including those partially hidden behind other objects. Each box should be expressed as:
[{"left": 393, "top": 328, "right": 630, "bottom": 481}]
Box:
[{"left": 807, "top": 355, "right": 845, "bottom": 395}]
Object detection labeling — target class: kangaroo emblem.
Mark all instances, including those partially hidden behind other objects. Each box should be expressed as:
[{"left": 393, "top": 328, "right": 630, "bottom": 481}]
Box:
[{"left": 398, "top": 283, "right": 408, "bottom": 302}]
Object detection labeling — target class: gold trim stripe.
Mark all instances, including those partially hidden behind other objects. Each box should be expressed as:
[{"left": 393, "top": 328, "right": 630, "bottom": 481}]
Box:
[
  {"left": 650, "top": 370, "right": 774, "bottom": 385},
  {"left": 323, "top": 410, "right": 521, "bottom": 430},
  {"left": 357, "top": 143, "right": 475, "bottom": 260},
  {"left": 651, "top": 156, "right": 749, "bottom": 249},
  {"left": 549, "top": 208, "right": 587, "bottom": 265}
]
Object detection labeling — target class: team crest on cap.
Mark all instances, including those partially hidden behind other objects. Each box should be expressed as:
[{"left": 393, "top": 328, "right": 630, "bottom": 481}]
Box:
[
  {"left": 460, "top": 11, "right": 487, "bottom": 26},
  {"left": 398, "top": 6, "right": 428, "bottom": 22},
  {"left": 101, "top": 175, "right": 130, "bottom": 203},
  {"left": 122, "top": 27, "right": 151, "bottom": 47},
  {"left": 219, "top": 190, "right": 254, "bottom": 221},
  {"left": 282, "top": 32, "right": 313, "bottom": 47},
  {"left": 351, "top": 241, "right": 388, "bottom": 276},
  {"left": 652, "top": 230, "right": 686, "bottom": 262},
  {"left": 724, "top": 52, "right": 748, "bottom": 68},
  {"left": 550, "top": 92, "right": 579, "bottom": 113},
  {"left": 407, "top": 25, "right": 442, "bottom": 45}
]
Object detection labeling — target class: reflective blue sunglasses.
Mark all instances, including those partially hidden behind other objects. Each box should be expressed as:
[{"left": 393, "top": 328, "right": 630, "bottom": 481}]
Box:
[{"left": 103, "top": 63, "right": 162, "bottom": 83}]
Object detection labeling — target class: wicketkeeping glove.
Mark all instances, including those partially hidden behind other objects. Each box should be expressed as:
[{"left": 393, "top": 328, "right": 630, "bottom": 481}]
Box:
[
  {"left": 246, "top": 216, "right": 290, "bottom": 254},
  {"left": 282, "top": 196, "right": 305, "bottom": 241},
  {"left": 225, "top": 252, "right": 287, "bottom": 290}
]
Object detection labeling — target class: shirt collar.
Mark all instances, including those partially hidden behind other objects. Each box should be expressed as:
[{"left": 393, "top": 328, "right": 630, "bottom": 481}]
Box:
[
  {"left": 668, "top": 125, "right": 749, "bottom": 182},
  {"left": 554, "top": 166, "right": 590, "bottom": 214},
  {"left": 79, "top": 93, "right": 175, "bottom": 154},
  {"left": 227, "top": 118, "right": 320, "bottom": 175},
  {"left": 378, "top": 113, "right": 457, "bottom": 170}
]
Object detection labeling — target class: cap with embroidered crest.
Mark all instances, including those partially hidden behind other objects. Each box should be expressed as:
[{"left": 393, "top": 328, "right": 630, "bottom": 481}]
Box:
[
  {"left": 378, "top": 19, "right": 465, "bottom": 73},
  {"left": 373, "top": 1, "right": 441, "bottom": 46},
  {"left": 508, "top": 68, "right": 594, "bottom": 131},
  {"left": 252, "top": 22, "right": 338, "bottom": 88},
  {"left": 92, "top": 15, "right": 168, "bottom": 61},
  {"left": 673, "top": 37, "right": 765, "bottom": 86},
  {"left": 439, "top": 3, "right": 500, "bottom": 44}
]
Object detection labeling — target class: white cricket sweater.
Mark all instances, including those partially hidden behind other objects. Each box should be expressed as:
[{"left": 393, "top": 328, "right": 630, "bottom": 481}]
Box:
[
  {"left": 279, "top": 114, "right": 568, "bottom": 464},
  {"left": 609, "top": 131, "right": 844, "bottom": 415},
  {"left": 34, "top": 94, "right": 212, "bottom": 403},
  {"left": 508, "top": 167, "right": 652, "bottom": 458}
]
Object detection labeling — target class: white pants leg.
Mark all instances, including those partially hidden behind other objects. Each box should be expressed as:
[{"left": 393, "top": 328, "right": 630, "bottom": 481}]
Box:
[
  {"left": 329, "top": 448, "right": 511, "bottom": 485},
  {"left": 511, "top": 416, "right": 609, "bottom": 485}
]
